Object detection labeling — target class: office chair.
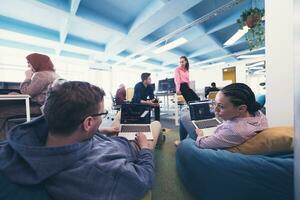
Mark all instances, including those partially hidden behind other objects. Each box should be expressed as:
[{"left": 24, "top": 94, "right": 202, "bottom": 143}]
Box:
[
  {"left": 207, "top": 91, "right": 218, "bottom": 100},
  {"left": 110, "top": 93, "right": 121, "bottom": 111}
]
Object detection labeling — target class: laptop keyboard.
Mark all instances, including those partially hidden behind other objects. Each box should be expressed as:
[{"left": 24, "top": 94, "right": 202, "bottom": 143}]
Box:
[
  {"left": 121, "top": 125, "right": 151, "bottom": 132},
  {"left": 194, "top": 119, "right": 220, "bottom": 129}
]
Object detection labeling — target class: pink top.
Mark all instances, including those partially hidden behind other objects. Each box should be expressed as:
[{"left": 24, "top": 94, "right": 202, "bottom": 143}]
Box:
[
  {"left": 196, "top": 111, "right": 268, "bottom": 149},
  {"left": 174, "top": 66, "right": 189, "bottom": 92}
]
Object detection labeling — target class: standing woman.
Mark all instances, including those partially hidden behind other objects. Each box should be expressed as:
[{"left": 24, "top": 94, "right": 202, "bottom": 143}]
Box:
[
  {"left": 174, "top": 56, "right": 199, "bottom": 103},
  {"left": 0, "top": 53, "right": 58, "bottom": 140}
]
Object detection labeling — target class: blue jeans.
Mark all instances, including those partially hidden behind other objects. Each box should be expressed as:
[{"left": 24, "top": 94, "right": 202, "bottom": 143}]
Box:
[{"left": 179, "top": 111, "right": 197, "bottom": 141}]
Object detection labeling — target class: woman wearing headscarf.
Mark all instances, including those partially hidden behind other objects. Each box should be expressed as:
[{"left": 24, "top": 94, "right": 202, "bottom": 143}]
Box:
[{"left": 20, "top": 53, "right": 58, "bottom": 104}]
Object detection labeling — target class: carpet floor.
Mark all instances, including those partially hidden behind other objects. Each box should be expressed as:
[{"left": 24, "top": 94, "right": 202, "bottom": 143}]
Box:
[{"left": 152, "top": 128, "right": 195, "bottom": 200}]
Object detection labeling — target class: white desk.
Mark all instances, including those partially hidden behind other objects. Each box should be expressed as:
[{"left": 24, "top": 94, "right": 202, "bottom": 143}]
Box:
[
  {"left": 155, "top": 92, "right": 179, "bottom": 126},
  {"left": 0, "top": 95, "right": 31, "bottom": 122}
]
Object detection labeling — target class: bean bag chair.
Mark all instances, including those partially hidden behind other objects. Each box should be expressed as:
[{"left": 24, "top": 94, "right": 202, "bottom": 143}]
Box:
[{"left": 176, "top": 138, "right": 293, "bottom": 200}]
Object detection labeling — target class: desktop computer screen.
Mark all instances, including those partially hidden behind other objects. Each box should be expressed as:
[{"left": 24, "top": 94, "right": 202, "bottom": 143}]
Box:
[
  {"left": 158, "top": 78, "right": 176, "bottom": 92},
  {"left": 158, "top": 79, "right": 169, "bottom": 91},
  {"left": 167, "top": 78, "right": 176, "bottom": 92}
]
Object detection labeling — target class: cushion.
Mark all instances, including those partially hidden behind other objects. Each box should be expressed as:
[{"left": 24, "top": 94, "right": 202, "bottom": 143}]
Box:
[{"left": 227, "top": 127, "right": 293, "bottom": 155}]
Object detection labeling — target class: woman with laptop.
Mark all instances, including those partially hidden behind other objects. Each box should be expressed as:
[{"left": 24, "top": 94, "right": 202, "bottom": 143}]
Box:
[
  {"left": 174, "top": 56, "right": 200, "bottom": 103},
  {"left": 176, "top": 83, "right": 268, "bottom": 148}
]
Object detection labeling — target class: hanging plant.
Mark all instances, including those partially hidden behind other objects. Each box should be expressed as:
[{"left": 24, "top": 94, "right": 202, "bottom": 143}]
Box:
[{"left": 237, "top": 8, "right": 265, "bottom": 50}]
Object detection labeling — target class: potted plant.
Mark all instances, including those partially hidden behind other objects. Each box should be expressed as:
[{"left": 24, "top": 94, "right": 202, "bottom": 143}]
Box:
[{"left": 237, "top": 8, "right": 265, "bottom": 50}]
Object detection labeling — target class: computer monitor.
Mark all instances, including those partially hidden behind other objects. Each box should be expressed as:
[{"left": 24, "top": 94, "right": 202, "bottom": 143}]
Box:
[
  {"left": 167, "top": 78, "right": 175, "bottom": 92},
  {"left": 0, "top": 82, "right": 21, "bottom": 94},
  {"left": 158, "top": 78, "right": 175, "bottom": 92},
  {"left": 158, "top": 79, "right": 168, "bottom": 91}
]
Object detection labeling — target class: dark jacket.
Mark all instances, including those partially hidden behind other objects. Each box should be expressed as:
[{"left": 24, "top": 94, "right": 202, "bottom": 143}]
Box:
[
  {"left": 0, "top": 117, "right": 154, "bottom": 200},
  {"left": 131, "top": 82, "right": 154, "bottom": 103}
]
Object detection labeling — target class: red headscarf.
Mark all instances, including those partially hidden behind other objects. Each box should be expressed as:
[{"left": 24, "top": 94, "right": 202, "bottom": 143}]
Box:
[{"left": 26, "top": 53, "right": 55, "bottom": 72}]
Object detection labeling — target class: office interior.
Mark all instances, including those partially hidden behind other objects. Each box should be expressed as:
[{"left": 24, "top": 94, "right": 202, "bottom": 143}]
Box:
[{"left": 0, "top": 0, "right": 299, "bottom": 200}]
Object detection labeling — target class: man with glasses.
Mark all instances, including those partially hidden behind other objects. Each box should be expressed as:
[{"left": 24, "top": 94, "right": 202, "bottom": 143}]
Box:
[{"left": 0, "top": 81, "right": 158, "bottom": 200}]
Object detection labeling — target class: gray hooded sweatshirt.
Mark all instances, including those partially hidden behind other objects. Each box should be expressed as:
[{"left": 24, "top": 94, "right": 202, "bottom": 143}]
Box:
[{"left": 0, "top": 116, "right": 154, "bottom": 200}]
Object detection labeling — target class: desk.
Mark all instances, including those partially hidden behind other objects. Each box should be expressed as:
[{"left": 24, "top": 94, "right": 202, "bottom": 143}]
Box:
[
  {"left": 155, "top": 92, "right": 179, "bottom": 126},
  {"left": 0, "top": 95, "right": 31, "bottom": 122}
]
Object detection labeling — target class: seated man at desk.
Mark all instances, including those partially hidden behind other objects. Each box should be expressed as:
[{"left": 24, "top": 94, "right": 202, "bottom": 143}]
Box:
[{"left": 132, "top": 73, "right": 160, "bottom": 121}]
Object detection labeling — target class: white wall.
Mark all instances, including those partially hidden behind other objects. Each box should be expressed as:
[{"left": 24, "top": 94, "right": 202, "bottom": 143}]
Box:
[
  {"left": 189, "top": 60, "right": 262, "bottom": 94},
  {"left": 190, "top": 64, "right": 224, "bottom": 90},
  {"left": 111, "top": 67, "right": 143, "bottom": 92},
  {"left": 265, "top": 0, "right": 294, "bottom": 126}
]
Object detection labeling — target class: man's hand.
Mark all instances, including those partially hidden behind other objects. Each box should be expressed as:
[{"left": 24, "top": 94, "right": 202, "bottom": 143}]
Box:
[
  {"left": 135, "top": 132, "right": 150, "bottom": 149},
  {"left": 195, "top": 128, "right": 204, "bottom": 137},
  {"left": 176, "top": 90, "right": 181, "bottom": 95},
  {"left": 25, "top": 69, "right": 34, "bottom": 79},
  {"left": 147, "top": 100, "right": 159, "bottom": 107},
  {"left": 150, "top": 102, "right": 159, "bottom": 107}
]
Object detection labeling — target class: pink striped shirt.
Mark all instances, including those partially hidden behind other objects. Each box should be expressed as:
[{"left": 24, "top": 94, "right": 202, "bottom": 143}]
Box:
[
  {"left": 174, "top": 66, "right": 189, "bottom": 92},
  {"left": 196, "top": 111, "right": 268, "bottom": 149}
]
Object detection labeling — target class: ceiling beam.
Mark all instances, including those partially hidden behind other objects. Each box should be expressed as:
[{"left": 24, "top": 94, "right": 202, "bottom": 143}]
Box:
[
  {"left": 104, "top": 0, "right": 204, "bottom": 60},
  {"left": 57, "top": 0, "right": 81, "bottom": 55}
]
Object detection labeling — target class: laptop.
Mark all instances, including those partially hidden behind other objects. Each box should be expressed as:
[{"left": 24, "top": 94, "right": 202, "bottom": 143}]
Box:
[
  {"left": 119, "top": 104, "right": 153, "bottom": 140},
  {"left": 188, "top": 101, "right": 222, "bottom": 136}
]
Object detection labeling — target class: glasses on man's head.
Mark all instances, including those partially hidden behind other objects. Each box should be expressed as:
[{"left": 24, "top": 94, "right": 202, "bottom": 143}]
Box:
[{"left": 91, "top": 110, "right": 108, "bottom": 119}]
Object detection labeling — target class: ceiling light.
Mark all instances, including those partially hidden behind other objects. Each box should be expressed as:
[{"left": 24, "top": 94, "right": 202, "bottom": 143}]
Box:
[
  {"left": 224, "top": 26, "right": 249, "bottom": 46},
  {"left": 249, "top": 66, "right": 264, "bottom": 70},
  {"left": 237, "top": 54, "right": 265, "bottom": 59},
  {"left": 254, "top": 69, "right": 266, "bottom": 75},
  {"left": 247, "top": 61, "right": 265, "bottom": 67},
  {"left": 153, "top": 37, "right": 188, "bottom": 54},
  {"left": 127, "top": 55, "right": 149, "bottom": 64}
]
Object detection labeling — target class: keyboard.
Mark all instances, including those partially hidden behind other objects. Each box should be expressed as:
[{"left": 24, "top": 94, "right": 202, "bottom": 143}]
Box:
[
  {"left": 119, "top": 125, "right": 152, "bottom": 140},
  {"left": 121, "top": 125, "right": 150, "bottom": 132},
  {"left": 194, "top": 118, "right": 220, "bottom": 129}
]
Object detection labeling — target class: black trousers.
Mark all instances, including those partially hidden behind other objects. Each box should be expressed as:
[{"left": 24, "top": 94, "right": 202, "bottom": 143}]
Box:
[
  {"left": 180, "top": 83, "right": 200, "bottom": 103},
  {"left": 152, "top": 106, "right": 160, "bottom": 121}
]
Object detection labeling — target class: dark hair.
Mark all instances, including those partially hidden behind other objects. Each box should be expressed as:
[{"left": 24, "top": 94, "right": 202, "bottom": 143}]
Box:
[
  {"left": 26, "top": 53, "right": 55, "bottom": 72},
  {"left": 211, "top": 82, "right": 216, "bottom": 87},
  {"left": 141, "top": 72, "right": 151, "bottom": 81},
  {"left": 180, "top": 56, "right": 189, "bottom": 71},
  {"left": 44, "top": 81, "right": 105, "bottom": 135},
  {"left": 220, "top": 83, "right": 261, "bottom": 115}
]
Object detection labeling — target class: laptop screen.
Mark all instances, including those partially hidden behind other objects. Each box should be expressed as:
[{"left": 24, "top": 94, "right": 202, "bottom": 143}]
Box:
[
  {"left": 121, "top": 104, "right": 151, "bottom": 124},
  {"left": 189, "top": 101, "right": 215, "bottom": 120}
]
